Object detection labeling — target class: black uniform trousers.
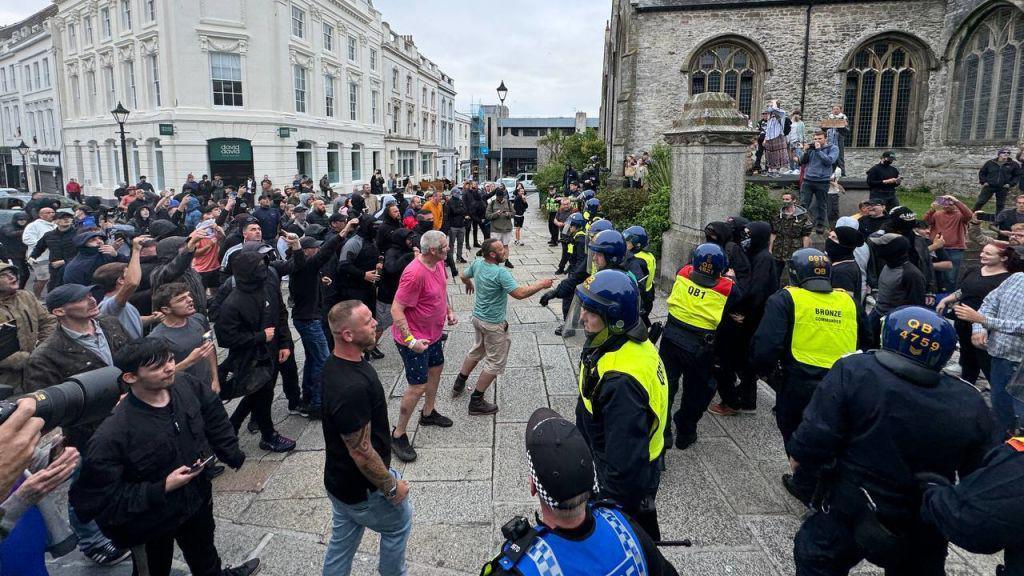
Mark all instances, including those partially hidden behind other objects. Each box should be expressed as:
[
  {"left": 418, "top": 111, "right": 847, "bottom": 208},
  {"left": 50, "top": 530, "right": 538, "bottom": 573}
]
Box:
[
  {"left": 795, "top": 509, "right": 948, "bottom": 576},
  {"left": 556, "top": 241, "right": 571, "bottom": 273},
  {"left": 547, "top": 213, "right": 559, "bottom": 244},
  {"left": 131, "top": 493, "right": 221, "bottom": 576},
  {"left": 714, "top": 317, "right": 758, "bottom": 410},
  {"left": 659, "top": 333, "right": 717, "bottom": 441},
  {"left": 777, "top": 375, "right": 824, "bottom": 495}
]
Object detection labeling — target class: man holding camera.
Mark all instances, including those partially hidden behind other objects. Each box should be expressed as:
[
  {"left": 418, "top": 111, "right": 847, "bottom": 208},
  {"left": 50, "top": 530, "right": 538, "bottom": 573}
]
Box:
[
  {"left": 0, "top": 262, "right": 56, "bottom": 393},
  {"left": 70, "top": 338, "right": 257, "bottom": 576}
]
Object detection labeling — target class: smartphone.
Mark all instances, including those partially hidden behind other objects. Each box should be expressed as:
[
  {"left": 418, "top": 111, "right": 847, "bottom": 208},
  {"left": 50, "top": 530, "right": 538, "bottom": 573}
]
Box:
[
  {"left": 976, "top": 212, "right": 995, "bottom": 222},
  {"left": 188, "top": 455, "right": 215, "bottom": 472}
]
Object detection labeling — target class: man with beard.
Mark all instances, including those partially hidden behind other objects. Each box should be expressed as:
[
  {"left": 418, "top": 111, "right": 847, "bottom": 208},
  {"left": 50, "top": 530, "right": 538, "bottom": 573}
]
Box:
[
  {"left": 307, "top": 199, "right": 331, "bottom": 228},
  {"left": 710, "top": 221, "right": 776, "bottom": 416},
  {"left": 335, "top": 214, "right": 383, "bottom": 358},
  {"left": 283, "top": 204, "right": 309, "bottom": 235},
  {"left": 0, "top": 262, "right": 56, "bottom": 393}
]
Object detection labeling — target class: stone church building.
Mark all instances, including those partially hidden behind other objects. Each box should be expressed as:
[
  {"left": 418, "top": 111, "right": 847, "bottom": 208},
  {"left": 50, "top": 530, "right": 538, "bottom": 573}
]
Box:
[{"left": 600, "top": 0, "right": 1024, "bottom": 189}]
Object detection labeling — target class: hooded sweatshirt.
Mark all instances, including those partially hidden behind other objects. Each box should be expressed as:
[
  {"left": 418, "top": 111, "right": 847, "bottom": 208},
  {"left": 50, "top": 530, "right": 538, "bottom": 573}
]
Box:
[
  {"left": 336, "top": 214, "right": 379, "bottom": 303},
  {"left": 706, "top": 221, "right": 750, "bottom": 287},
  {"left": 873, "top": 234, "right": 926, "bottom": 313},
  {"left": 379, "top": 228, "right": 415, "bottom": 304},
  {"left": 826, "top": 226, "right": 864, "bottom": 302},
  {"left": 737, "top": 221, "right": 776, "bottom": 320},
  {"left": 1, "top": 213, "right": 28, "bottom": 261}
]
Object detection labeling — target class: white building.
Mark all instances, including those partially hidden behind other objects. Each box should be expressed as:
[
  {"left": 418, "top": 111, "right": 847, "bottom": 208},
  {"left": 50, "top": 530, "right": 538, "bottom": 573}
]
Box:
[
  {"left": 380, "top": 23, "right": 455, "bottom": 184},
  {"left": 454, "top": 110, "right": 470, "bottom": 181},
  {"left": 0, "top": 5, "right": 65, "bottom": 193},
  {"left": 52, "top": 0, "right": 391, "bottom": 197}
]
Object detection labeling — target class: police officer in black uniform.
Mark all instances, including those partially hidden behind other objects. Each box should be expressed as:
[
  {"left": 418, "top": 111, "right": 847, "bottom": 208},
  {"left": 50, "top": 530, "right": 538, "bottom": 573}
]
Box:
[
  {"left": 481, "top": 407, "right": 678, "bottom": 576},
  {"left": 574, "top": 269, "right": 668, "bottom": 540},
  {"left": 750, "top": 248, "right": 871, "bottom": 503},
  {"left": 587, "top": 229, "right": 647, "bottom": 285},
  {"left": 788, "top": 306, "right": 995, "bottom": 575},
  {"left": 540, "top": 213, "right": 588, "bottom": 336}
]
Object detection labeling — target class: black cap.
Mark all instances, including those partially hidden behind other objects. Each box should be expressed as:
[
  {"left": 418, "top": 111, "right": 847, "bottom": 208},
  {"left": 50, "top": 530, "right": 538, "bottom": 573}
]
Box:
[
  {"left": 299, "top": 236, "right": 322, "bottom": 249},
  {"left": 46, "top": 283, "right": 96, "bottom": 311},
  {"left": 525, "top": 408, "right": 597, "bottom": 509},
  {"left": 292, "top": 204, "right": 308, "bottom": 212},
  {"left": 862, "top": 198, "right": 886, "bottom": 206},
  {"left": 881, "top": 151, "right": 896, "bottom": 160}
]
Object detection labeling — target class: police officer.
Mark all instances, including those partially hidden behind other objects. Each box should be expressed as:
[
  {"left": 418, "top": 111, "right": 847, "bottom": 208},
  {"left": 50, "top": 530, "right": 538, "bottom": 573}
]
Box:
[
  {"left": 540, "top": 213, "right": 587, "bottom": 336},
  {"left": 749, "top": 248, "right": 870, "bottom": 502},
  {"left": 789, "top": 307, "right": 995, "bottom": 575},
  {"left": 588, "top": 229, "right": 647, "bottom": 284},
  {"left": 583, "top": 198, "right": 602, "bottom": 223},
  {"left": 624, "top": 226, "right": 657, "bottom": 329},
  {"left": 575, "top": 270, "right": 668, "bottom": 540},
  {"left": 918, "top": 385, "right": 1024, "bottom": 575},
  {"left": 660, "top": 243, "right": 742, "bottom": 451},
  {"left": 481, "top": 407, "right": 678, "bottom": 576}
]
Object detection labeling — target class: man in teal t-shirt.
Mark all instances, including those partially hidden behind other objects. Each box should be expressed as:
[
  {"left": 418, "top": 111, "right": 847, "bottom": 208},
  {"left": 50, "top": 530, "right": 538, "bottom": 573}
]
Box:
[{"left": 452, "top": 239, "right": 553, "bottom": 415}]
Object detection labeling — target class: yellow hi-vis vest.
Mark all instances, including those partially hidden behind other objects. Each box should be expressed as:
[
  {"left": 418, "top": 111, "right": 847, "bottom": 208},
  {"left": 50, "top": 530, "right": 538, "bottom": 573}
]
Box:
[
  {"left": 578, "top": 339, "right": 668, "bottom": 461},
  {"left": 666, "top": 265, "right": 734, "bottom": 331},
  {"left": 785, "top": 286, "right": 859, "bottom": 369},
  {"left": 635, "top": 250, "right": 656, "bottom": 292},
  {"left": 566, "top": 230, "right": 586, "bottom": 254}
]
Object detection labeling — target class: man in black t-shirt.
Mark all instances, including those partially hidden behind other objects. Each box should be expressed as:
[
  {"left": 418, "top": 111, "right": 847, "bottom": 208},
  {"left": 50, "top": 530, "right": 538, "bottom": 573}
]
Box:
[{"left": 321, "top": 300, "right": 413, "bottom": 575}]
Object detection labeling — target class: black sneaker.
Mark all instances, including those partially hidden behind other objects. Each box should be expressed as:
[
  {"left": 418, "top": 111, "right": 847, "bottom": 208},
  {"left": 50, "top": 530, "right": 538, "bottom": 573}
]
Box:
[
  {"left": 554, "top": 326, "right": 564, "bottom": 336},
  {"left": 458, "top": 257, "right": 468, "bottom": 263},
  {"left": 305, "top": 405, "right": 323, "bottom": 420},
  {"left": 782, "top": 474, "right": 813, "bottom": 506},
  {"left": 441, "top": 333, "right": 449, "bottom": 342},
  {"left": 468, "top": 395, "right": 499, "bottom": 415},
  {"left": 504, "top": 261, "right": 515, "bottom": 269},
  {"left": 287, "top": 400, "right": 304, "bottom": 415},
  {"left": 207, "top": 464, "right": 227, "bottom": 479},
  {"left": 84, "top": 542, "right": 131, "bottom": 566},
  {"left": 223, "top": 557, "right": 261, "bottom": 576},
  {"left": 419, "top": 409, "right": 453, "bottom": 428},
  {"left": 649, "top": 322, "right": 663, "bottom": 345},
  {"left": 259, "top": 433, "right": 296, "bottom": 453},
  {"left": 391, "top": 433, "right": 417, "bottom": 462},
  {"left": 369, "top": 347, "right": 385, "bottom": 360},
  {"left": 452, "top": 374, "right": 469, "bottom": 398},
  {"left": 246, "top": 419, "right": 259, "bottom": 435},
  {"left": 675, "top": 432, "right": 697, "bottom": 451}
]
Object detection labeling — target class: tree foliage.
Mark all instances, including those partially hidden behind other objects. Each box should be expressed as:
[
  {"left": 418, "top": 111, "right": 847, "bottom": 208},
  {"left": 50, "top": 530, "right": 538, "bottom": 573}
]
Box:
[{"left": 533, "top": 129, "right": 606, "bottom": 194}]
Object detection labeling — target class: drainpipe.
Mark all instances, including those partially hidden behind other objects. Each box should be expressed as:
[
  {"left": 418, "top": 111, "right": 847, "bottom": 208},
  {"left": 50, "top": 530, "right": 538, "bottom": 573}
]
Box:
[{"left": 799, "top": 1, "right": 812, "bottom": 113}]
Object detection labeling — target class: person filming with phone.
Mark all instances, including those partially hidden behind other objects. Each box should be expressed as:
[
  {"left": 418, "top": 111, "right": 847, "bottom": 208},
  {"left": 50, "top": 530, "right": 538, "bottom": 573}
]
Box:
[{"left": 70, "top": 338, "right": 258, "bottom": 576}]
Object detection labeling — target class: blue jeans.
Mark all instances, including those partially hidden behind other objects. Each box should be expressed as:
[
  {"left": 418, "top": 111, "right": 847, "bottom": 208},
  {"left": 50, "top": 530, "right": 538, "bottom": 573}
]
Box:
[
  {"left": 944, "top": 248, "right": 965, "bottom": 291},
  {"left": 323, "top": 470, "right": 413, "bottom": 576},
  {"left": 990, "top": 356, "right": 1024, "bottom": 433},
  {"left": 293, "top": 319, "right": 329, "bottom": 409},
  {"left": 789, "top": 145, "right": 803, "bottom": 171}
]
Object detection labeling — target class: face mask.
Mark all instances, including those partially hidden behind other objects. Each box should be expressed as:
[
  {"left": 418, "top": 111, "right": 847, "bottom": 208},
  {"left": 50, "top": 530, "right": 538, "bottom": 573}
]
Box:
[
  {"left": 417, "top": 222, "right": 434, "bottom": 233},
  {"left": 782, "top": 200, "right": 794, "bottom": 208},
  {"left": 883, "top": 159, "right": 893, "bottom": 165},
  {"left": 741, "top": 238, "right": 752, "bottom": 251},
  {"left": 78, "top": 245, "right": 100, "bottom": 256}
]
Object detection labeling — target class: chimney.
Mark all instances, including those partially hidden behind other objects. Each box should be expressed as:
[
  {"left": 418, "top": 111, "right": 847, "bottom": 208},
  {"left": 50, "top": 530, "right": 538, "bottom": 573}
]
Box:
[{"left": 575, "top": 112, "right": 587, "bottom": 133}]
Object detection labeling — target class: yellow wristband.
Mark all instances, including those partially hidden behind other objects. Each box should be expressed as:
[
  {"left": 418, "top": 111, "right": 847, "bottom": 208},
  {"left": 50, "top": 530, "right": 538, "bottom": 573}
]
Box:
[{"left": 403, "top": 334, "right": 415, "bottom": 343}]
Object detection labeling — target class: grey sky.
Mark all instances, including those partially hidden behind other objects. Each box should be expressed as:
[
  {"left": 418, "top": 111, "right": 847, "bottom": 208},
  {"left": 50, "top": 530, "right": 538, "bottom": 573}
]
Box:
[{"left": 3, "top": 0, "right": 607, "bottom": 117}]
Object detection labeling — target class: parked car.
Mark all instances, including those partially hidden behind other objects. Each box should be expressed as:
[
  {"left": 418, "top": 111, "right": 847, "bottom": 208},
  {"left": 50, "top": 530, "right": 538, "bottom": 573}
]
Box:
[
  {"left": 515, "top": 173, "right": 537, "bottom": 193},
  {"left": 0, "top": 188, "right": 20, "bottom": 196},
  {"left": 498, "top": 177, "right": 518, "bottom": 199},
  {"left": 0, "top": 193, "right": 79, "bottom": 212},
  {"left": 0, "top": 210, "right": 21, "bottom": 227}
]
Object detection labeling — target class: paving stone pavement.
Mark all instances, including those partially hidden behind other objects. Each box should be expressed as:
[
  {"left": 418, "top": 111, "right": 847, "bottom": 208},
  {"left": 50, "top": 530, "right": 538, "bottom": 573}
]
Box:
[{"left": 46, "top": 204, "right": 1002, "bottom": 575}]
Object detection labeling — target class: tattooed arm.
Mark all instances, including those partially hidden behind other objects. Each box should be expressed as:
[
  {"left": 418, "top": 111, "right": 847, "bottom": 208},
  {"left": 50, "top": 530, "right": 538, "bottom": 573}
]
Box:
[{"left": 341, "top": 423, "right": 409, "bottom": 503}]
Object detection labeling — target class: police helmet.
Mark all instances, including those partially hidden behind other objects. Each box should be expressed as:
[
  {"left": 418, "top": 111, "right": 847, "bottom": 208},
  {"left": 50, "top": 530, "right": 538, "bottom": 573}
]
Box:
[
  {"left": 880, "top": 307, "right": 957, "bottom": 371},
  {"left": 585, "top": 198, "right": 601, "bottom": 213},
  {"left": 588, "top": 230, "right": 627, "bottom": 267},
  {"left": 588, "top": 219, "right": 614, "bottom": 238},
  {"left": 623, "top": 225, "right": 649, "bottom": 250},
  {"left": 575, "top": 269, "right": 640, "bottom": 334},
  {"left": 690, "top": 243, "right": 728, "bottom": 287},
  {"left": 568, "top": 212, "right": 586, "bottom": 229},
  {"left": 788, "top": 248, "right": 833, "bottom": 293}
]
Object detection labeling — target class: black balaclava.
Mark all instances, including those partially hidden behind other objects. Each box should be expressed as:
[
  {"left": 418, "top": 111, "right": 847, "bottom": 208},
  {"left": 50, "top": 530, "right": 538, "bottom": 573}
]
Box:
[
  {"left": 232, "top": 251, "right": 268, "bottom": 293},
  {"left": 728, "top": 217, "right": 750, "bottom": 244},
  {"left": 704, "top": 222, "right": 732, "bottom": 248},
  {"left": 357, "top": 213, "right": 376, "bottom": 239},
  {"left": 416, "top": 220, "right": 434, "bottom": 234},
  {"left": 826, "top": 226, "right": 863, "bottom": 262},
  {"left": 875, "top": 234, "right": 911, "bottom": 267},
  {"left": 744, "top": 221, "right": 771, "bottom": 255}
]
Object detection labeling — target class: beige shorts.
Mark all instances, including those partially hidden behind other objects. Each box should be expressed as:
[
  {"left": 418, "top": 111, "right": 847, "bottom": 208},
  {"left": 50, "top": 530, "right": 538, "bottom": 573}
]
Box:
[
  {"left": 31, "top": 260, "right": 50, "bottom": 281},
  {"left": 467, "top": 317, "right": 510, "bottom": 375}
]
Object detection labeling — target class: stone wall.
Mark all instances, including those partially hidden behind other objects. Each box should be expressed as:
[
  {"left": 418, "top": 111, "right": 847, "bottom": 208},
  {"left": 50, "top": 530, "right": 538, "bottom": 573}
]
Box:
[{"left": 605, "top": 0, "right": 1023, "bottom": 196}]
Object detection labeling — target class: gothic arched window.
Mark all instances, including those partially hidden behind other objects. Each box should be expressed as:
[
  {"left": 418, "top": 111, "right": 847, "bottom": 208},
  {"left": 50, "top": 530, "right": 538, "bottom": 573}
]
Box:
[
  {"left": 951, "top": 6, "right": 1024, "bottom": 143},
  {"left": 689, "top": 41, "right": 762, "bottom": 117},
  {"left": 842, "top": 38, "right": 922, "bottom": 148}
]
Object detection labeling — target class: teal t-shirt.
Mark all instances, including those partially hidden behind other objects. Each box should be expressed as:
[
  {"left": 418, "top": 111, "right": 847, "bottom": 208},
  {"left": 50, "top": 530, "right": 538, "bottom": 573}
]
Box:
[{"left": 464, "top": 257, "right": 518, "bottom": 323}]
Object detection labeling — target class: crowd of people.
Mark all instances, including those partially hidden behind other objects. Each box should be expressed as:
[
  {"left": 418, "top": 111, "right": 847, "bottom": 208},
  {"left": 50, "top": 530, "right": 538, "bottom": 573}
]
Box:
[{"left": 0, "top": 145, "right": 1022, "bottom": 576}]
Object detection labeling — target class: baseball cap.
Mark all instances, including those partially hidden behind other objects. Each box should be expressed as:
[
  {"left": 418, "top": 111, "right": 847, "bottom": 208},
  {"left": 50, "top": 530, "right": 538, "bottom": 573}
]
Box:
[
  {"left": 299, "top": 236, "right": 322, "bottom": 249},
  {"left": 0, "top": 262, "right": 19, "bottom": 276},
  {"left": 54, "top": 209, "right": 74, "bottom": 220},
  {"left": 889, "top": 205, "right": 917, "bottom": 222},
  {"left": 292, "top": 204, "right": 308, "bottom": 212},
  {"left": 46, "top": 283, "right": 96, "bottom": 311},
  {"left": 861, "top": 198, "right": 886, "bottom": 207},
  {"left": 524, "top": 408, "right": 598, "bottom": 509},
  {"left": 881, "top": 151, "right": 896, "bottom": 160},
  {"left": 241, "top": 240, "right": 275, "bottom": 255}
]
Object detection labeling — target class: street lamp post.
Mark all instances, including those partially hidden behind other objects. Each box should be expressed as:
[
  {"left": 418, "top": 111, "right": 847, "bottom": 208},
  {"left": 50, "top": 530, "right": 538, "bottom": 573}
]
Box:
[
  {"left": 496, "top": 81, "right": 507, "bottom": 180},
  {"left": 15, "top": 140, "right": 30, "bottom": 193},
  {"left": 454, "top": 150, "right": 460, "bottom": 182},
  {"left": 111, "top": 102, "right": 131, "bottom": 187}
]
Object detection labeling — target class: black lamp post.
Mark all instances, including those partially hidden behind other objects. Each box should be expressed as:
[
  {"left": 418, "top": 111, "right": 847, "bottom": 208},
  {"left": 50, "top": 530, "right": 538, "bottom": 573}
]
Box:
[
  {"left": 454, "top": 150, "right": 460, "bottom": 182},
  {"left": 496, "top": 81, "right": 507, "bottom": 179},
  {"left": 111, "top": 102, "right": 131, "bottom": 186},
  {"left": 15, "top": 140, "right": 30, "bottom": 193}
]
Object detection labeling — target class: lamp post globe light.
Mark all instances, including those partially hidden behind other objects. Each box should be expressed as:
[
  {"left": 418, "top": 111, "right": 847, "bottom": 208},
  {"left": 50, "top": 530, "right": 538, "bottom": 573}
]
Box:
[
  {"left": 497, "top": 81, "right": 507, "bottom": 179},
  {"left": 111, "top": 102, "right": 131, "bottom": 190},
  {"left": 15, "top": 140, "right": 30, "bottom": 193}
]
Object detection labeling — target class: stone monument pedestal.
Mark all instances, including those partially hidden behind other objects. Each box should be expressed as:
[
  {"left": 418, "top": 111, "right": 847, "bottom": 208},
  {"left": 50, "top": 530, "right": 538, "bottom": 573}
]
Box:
[{"left": 659, "top": 93, "right": 757, "bottom": 287}]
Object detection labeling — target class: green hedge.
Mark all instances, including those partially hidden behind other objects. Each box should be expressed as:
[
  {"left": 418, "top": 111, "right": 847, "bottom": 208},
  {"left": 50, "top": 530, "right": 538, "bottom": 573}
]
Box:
[{"left": 742, "top": 184, "right": 781, "bottom": 222}]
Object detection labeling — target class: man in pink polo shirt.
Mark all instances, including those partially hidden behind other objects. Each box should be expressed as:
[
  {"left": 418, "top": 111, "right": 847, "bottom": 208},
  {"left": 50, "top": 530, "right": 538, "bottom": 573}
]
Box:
[{"left": 390, "top": 229, "right": 458, "bottom": 462}]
